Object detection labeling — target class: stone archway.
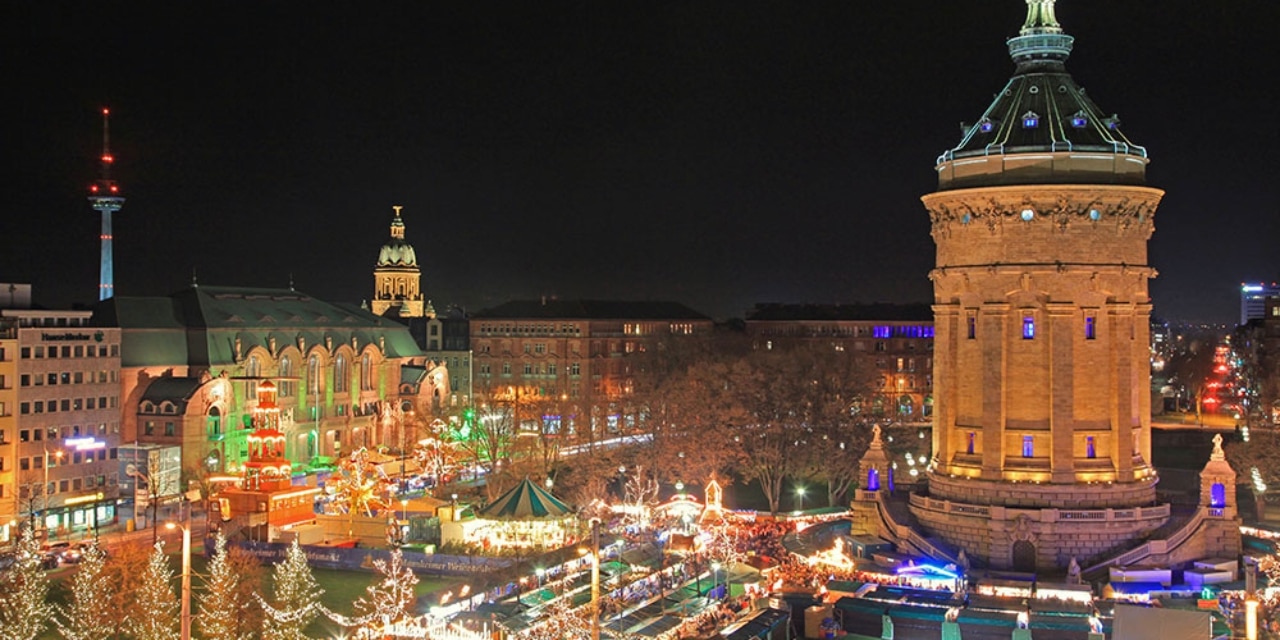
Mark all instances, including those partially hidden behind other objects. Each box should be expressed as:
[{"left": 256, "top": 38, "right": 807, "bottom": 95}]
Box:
[{"left": 1012, "top": 540, "right": 1037, "bottom": 572}]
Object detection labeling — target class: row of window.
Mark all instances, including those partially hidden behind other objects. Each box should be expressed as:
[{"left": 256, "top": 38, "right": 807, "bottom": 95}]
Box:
[
  {"left": 884, "top": 375, "right": 931, "bottom": 391},
  {"left": 768, "top": 340, "right": 931, "bottom": 353},
  {"left": 19, "top": 396, "right": 117, "bottom": 414},
  {"left": 477, "top": 323, "right": 584, "bottom": 336},
  {"left": 143, "top": 421, "right": 178, "bottom": 437},
  {"left": 17, "top": 473, "right": 117, "bottom": 498},
  {"left": 13, "top": 423, "right": 112, "bottom": 443},
  {"left": 965, "top": 314, "right": 1100, "bottom": 341},
  {"left": 479, "top": 362, "right": 583, "bottom": 376},
  {"left": 962, "top": 433, "right": 1099, "bottom": 459},
  {"left": 20, "top": 370, "right": 117, "bottom": 387},
  {"left": 13, "top": 447, "right": 116, "bottom": 472},
  {"left": 19, "top": 344, "right": 119, "bottom": 359},
  {"left": 243, "top": 353, "right": 381, "bottom": 398}
]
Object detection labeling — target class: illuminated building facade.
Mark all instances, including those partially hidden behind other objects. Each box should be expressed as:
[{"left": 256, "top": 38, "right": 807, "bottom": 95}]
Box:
[
  {"left": 744, "top": 303, "right": 934, "bottom": 420},
  {"left": 0, "top": 306, "right": 122, "bottom": 541},
  {"left": 94, "top": 285, "right": 447, "bottom": 477},
  {"left": 470, "top": 299, "right": 712, "bottom": 437},
  {"left": 914, "top": 0, "right": 1173, "bottom": 570}
]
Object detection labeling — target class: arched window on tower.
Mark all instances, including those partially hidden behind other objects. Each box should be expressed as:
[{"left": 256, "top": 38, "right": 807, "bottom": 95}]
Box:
[
  {"left": 280, "top": 356, "right": 293, "bottom": 397},
  {"left": 308, "top": 354, "right": 321, "bottom": 397},
  {"left": 246, "top": 355, "right": 260, "bottom": 396},
  {"left": 867, "top": 468, "right": 880, "bottom": 491},
  {"left": 1210, "top": 482, "right": 1226, "bottom": 509},
  {"left": 207, "top": 406, "right": 222, "bottom": 439},
  {"left": 334, "top": 355, "right": 349, "bottom": 393},
  {"left": 361, "top": 354, "right": 373, "bottom": 391}
]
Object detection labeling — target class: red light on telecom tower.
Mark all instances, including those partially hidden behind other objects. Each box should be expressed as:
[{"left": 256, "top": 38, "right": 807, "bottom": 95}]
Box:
[
  {"left": 101, "top": 154, "right": 114, "bottom": 164},
  {"left": 102, "top": 107, "right": 110, "bottom": 115},
  {"left": 90, "top": 184, "right": 99, "bottom": 193}
]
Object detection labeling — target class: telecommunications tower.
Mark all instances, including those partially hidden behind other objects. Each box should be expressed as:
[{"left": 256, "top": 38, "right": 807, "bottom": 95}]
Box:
[{"left": 88, "top": 107, "right": 124, "bottom": 301}]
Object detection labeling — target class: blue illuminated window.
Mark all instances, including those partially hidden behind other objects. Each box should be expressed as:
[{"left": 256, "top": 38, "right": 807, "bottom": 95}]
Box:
[
  {"left": 1210, "top": 482, "right": 1226, "bottom": 509},
  {"left": 867, "top": 468, "right": 880, "bottom": 492},
  {"left": 1021, "top": 111, "right": 1040, "bottom": 128},
  {"left": 967, "top": 314, "right": 976, "bottom": 339},
  {"left": 967, "top": 432, "right": 976, "bottom": 455},
  {"left": 873, "top": 326, "right": 891, "bottom": 339},
  {"left": 1085, "top": 316, "right": 1096, "bottom": 340},
  {"left": 1022, "top": 436, "right": 1034, "bottom": 458},
  {"left": 1086, "top": 436, "right": 1096, "bottom": 459},
  {"left": 1022, "top": 316, "right": 1036, "bottom": 339}
]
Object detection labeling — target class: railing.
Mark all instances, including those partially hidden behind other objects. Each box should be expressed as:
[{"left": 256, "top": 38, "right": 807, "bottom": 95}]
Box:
[
  {"left": 1085, "top": 508, "right": 1208, "bottom": 574},
  {"left": 908, "top": 492, "right": 1169, "bottom": 523},
  {"left": 872, "top": 492, "right": 956, "bottom": 564}
]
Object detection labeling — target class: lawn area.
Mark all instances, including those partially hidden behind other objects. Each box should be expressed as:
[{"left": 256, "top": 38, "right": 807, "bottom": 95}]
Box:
[{"left": 37, "top": 546, "right": 463, "bottom": 639}]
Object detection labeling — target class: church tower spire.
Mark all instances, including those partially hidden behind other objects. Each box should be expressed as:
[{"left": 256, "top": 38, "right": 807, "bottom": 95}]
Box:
[{"left": 371, "top": 205, "right": 424, "bottom": 318}]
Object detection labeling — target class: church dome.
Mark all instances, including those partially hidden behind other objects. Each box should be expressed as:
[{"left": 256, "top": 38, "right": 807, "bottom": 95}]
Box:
[
  {"left": 377, "top": 238, "right": 417, "bottom": 267},
  {"left": 935, "top": 0, "right": 1149, "bottom": 190},
  {"left": 376, "top": 206, "right": 418, "bottom": 267}
]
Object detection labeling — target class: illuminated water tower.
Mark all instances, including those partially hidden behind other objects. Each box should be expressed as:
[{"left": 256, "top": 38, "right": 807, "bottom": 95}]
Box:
[
  {"left": 88, "top": 107, "right": 125, "bottom": 301},
  {"left": 915, "top": 0, "right": 1167, "bottom": 570}
]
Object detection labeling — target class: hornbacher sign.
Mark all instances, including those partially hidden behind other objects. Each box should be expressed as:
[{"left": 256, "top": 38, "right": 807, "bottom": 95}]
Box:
[{"left": 41, "top": 332, "right": 94, "bottom": 341}]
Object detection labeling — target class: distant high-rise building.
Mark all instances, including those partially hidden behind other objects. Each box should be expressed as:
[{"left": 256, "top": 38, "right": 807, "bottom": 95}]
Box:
[
  {"left": 88, "top": 108, "right": 125, "bottom": 302},
  {"left": 1240, "top": 282, "right": 1279, "bottom": 326}
]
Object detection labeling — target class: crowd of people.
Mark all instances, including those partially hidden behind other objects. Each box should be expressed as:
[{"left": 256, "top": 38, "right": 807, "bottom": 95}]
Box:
[{"left": 1219, "top": 590, "right": 1280, "bottom": 637}]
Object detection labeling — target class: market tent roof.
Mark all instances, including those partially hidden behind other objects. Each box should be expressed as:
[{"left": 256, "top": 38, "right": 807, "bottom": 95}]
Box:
[
  {"left": 1112, "top": 604, "right": 1212, "bottom": 640},
  {"left": 478, "top": 478, "right": 573, "bottom": 519}
]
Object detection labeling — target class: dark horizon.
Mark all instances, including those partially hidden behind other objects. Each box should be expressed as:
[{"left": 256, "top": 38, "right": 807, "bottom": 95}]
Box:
[{"left": 4, "top": 1, "right": 1276, "bottom": 323}]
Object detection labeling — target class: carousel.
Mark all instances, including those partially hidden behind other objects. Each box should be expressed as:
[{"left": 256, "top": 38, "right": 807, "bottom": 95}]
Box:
[{"left": 442, "top": 478, "right": 576, "bottom": 551}]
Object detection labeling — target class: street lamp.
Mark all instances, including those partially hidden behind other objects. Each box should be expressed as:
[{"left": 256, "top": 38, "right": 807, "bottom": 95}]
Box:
[
  {"left": 165, "top": 521, "right": 192, "bottom": 640},
  {"left": 795, "top": 485, "right": 806, "bottom": 513},
  {"left": 579, "top": 520, "right": 601, "bottom": 640}
]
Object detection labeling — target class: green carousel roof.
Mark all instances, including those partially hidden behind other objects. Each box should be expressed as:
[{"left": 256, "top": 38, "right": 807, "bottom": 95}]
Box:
[{"left": 479, "top": 478, "right": 573, "bottom": 520}]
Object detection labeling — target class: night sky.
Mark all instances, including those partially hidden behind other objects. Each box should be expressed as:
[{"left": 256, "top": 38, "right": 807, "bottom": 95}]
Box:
[{"left": 4, "top": 1, "right": 1276, "bottom": 323}]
